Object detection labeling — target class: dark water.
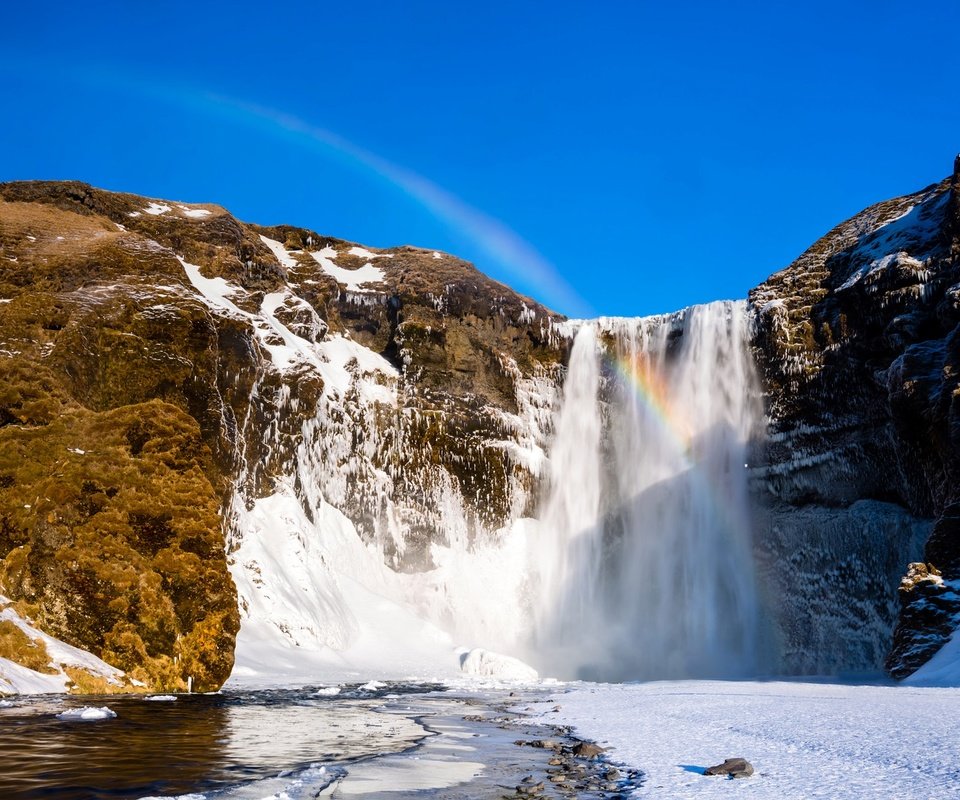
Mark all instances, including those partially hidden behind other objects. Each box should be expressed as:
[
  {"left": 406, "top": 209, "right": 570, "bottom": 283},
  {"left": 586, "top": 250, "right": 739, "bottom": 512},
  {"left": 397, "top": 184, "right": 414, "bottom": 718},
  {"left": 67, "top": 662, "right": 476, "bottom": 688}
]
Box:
[{"left": 0, "top": 683, "right": 445, "bottom": 799}]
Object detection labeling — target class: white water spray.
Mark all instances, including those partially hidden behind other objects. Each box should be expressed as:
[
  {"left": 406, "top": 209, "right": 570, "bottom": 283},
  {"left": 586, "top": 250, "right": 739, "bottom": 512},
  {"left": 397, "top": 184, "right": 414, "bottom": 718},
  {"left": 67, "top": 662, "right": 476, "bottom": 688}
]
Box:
[{"left": 530, "top": 301, "right": 765, "bottom": 681}]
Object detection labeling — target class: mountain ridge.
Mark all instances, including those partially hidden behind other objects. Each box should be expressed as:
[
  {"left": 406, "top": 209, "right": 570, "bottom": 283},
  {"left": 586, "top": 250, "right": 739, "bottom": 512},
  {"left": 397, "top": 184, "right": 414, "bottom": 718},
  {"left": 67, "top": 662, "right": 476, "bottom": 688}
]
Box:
[{"left": 1, "top": 164, "right": 959, "bottom": 690}]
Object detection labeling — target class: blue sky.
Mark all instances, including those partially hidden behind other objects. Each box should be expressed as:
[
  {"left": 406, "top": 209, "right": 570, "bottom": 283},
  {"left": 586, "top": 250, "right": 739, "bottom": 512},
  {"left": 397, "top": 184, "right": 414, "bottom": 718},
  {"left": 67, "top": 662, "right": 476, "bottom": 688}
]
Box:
[{"left": 1, "top": 1, "right": 957, "bottom": 317}]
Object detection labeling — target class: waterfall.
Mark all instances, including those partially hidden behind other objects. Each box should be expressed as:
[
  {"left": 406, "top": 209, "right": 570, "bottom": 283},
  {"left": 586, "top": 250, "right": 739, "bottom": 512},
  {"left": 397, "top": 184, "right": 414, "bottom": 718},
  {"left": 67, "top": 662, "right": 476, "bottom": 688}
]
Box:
[{"left": 530, "top": 301, "right": 765, "bottom": 681}]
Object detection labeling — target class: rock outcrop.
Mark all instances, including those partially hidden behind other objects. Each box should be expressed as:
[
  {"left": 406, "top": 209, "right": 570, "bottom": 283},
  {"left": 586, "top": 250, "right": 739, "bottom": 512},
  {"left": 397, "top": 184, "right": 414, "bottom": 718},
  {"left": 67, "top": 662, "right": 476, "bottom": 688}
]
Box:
[
  {"left": 750, "top": 156, "right": 960, "bottom": 677},
  {"left": 0, "top": 181, "right": 566, "bottom": 690},
  {"left": 4, "top": 158, "right": 960, "bottom": 688}
]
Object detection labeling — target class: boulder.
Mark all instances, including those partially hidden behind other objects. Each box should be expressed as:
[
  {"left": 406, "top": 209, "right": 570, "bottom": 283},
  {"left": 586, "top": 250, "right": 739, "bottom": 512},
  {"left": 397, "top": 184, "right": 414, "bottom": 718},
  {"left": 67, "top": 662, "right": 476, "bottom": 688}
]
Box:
[{"left": 704, "top": 758, "right": 754, "bottom": 778}]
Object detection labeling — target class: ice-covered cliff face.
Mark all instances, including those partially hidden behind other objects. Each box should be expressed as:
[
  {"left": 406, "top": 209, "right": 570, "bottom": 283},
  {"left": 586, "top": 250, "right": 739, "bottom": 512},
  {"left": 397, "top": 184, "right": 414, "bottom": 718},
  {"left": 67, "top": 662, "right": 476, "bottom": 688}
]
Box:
[{"left": 750, "top": 157, "right": 960, "bottom": 678}]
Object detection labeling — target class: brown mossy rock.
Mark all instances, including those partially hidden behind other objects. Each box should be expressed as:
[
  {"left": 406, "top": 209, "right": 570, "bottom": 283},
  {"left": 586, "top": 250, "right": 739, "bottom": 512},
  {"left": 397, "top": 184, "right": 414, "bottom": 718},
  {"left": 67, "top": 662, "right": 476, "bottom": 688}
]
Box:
[
  {"left": 0, "top": 178, "right": 570, "bottom": 690},
  {"left": 0, "top": 359, "right": 238, "bottom": 692},
  {"left": 0, "top": 618, "right": 56, "bottom": 673}
]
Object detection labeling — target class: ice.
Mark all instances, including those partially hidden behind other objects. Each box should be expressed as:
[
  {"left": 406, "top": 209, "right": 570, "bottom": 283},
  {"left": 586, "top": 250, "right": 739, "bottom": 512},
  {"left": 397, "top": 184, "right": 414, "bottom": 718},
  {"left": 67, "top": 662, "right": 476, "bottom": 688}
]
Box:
[
  {"left": 56, "top": 706, "right": 117, "bottom": 721},
  {"left": 314, "top": 686, "right": 341, "bottom": 696},
  {"left": 544, "top": 680, "right": 960, "bottom": 799},
  {"left": 144, "top": 695, "right": 177, "bottom": 702},
  {"left": 143, "top": 202, "right": 171, "bottom": 216},
  {"left": 459, "top": 648, "right": 539, "bottom": 682},
  {"left": 225, "top": 490, "right": 463, "bottom": 687}
]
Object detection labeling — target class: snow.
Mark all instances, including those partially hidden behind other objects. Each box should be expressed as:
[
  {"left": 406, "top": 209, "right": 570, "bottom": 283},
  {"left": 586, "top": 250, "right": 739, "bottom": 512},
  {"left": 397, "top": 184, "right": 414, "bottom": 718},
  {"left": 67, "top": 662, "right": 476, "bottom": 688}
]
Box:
[
  {"left": 432, "top": 251, "right": 443, "bottom": 259},
  {"left": 260, "top": 235, "right": 300, "bottom": 270},
  {"left": 459, "top": 648, "right": 539, "bottom": 682},
  {"left": 315, "top": 686, "right": 342, "bottom": 696},
  {"left": 177, "top": 205, "right": 211, "bottom": 218},
  {"left": 836, "top": 191, "right": 949, "bottom": 291},
  {"left": 905, "top": 625, "right": 960, "bottom": 686},
  {"left": 0, "top": 597, "right": 125, "bottom": 694},
  {"left": 143, "top": 202, "right": 171, "bottom": 216},
  {"left": 144, "top": 694, "right": 177, "bottom": 702},
  {"left": 178, "top": 257, "right": 245, "bottom": 315},
  {"left": 347, "top": 246, "right": 393, "bottom": 260},
  {"left": 309, "top": 246, "right": 386, "bottom": 292},
  {"left": 56, "top": 706, "right": 117, "bottom": 721},
  {"left": 543, "top": 680, "right": 960, "bottom": 799},
  {"left": 226, "top": 490, "right": 463, "bottom": 687}
]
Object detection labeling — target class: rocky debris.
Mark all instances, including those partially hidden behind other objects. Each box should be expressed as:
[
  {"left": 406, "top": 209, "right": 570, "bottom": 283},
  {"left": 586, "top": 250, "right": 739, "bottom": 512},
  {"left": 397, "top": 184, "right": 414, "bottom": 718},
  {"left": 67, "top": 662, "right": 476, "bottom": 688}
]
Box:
[
  {"left": 704, "top": 758, "right": 755, "bottom": 778},
  {"left": 505, "top": 716, "right": 639, "bottom": 798}
]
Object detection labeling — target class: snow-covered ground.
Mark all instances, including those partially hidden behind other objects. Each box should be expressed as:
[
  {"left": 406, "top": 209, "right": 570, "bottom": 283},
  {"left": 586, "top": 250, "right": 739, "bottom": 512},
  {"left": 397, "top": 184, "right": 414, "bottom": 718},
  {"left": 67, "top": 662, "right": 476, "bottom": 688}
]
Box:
[{"left": 542, "top": 680, "right": 960, "bottom": 798}]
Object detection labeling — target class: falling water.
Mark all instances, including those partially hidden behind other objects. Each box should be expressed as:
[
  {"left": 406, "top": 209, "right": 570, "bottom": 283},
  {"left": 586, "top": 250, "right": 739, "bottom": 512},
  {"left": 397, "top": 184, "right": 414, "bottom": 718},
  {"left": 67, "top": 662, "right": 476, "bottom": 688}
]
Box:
[{"left": 531, "top": 301, "right": 765, "bottom": 681}]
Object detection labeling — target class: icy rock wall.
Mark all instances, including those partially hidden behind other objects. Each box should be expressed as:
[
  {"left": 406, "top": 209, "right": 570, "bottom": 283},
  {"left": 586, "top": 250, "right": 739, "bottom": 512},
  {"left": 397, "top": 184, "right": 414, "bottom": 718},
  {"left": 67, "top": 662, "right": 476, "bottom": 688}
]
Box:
[{"left": 185, "top": 251, "right": 563, "bottom": 669}]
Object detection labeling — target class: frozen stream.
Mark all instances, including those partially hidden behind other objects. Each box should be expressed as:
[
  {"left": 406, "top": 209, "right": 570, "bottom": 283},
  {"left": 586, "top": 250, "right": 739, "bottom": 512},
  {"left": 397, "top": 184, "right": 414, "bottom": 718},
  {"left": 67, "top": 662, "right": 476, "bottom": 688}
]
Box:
[{"left": 0, "top": 682, "right": 638, "bottom": 799}]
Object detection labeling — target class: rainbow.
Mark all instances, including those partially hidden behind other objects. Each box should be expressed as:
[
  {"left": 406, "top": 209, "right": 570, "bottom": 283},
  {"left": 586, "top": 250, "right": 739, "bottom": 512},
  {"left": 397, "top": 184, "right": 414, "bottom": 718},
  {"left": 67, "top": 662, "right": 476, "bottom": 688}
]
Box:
[{"left": 604, "top": 348, "right": 695, "bottom": 463}]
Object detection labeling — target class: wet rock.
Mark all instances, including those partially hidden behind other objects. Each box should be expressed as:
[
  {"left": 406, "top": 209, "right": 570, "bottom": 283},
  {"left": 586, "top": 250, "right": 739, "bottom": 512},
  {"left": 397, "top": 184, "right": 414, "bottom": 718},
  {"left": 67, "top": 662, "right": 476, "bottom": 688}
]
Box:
[{"left": 704, "top": 758, "right": 754, "bottom": 778}]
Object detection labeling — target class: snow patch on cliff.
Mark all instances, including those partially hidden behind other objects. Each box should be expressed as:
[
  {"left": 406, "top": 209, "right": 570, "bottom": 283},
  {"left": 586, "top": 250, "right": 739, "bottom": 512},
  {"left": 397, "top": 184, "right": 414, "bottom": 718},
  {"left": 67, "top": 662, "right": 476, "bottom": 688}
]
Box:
[
  {"left": 260, "top": 235, "right": 300, "bottom": 271},
  {"left": 310, "top": 246, "right": 386, "bottom": 292}
]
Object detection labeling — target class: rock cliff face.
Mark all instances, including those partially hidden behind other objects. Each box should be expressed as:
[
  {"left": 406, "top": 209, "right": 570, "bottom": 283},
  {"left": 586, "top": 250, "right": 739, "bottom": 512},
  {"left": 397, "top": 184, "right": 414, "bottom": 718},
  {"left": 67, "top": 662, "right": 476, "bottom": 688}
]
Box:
[
  {"left": 3, "top": 161, "right": 960, "bottom": 690},
  {"left": 0, "top": 181, "right": 566, "bottom": 690},
  {"left": 749, "top": 157, "right": 960, "bottom": 677}
]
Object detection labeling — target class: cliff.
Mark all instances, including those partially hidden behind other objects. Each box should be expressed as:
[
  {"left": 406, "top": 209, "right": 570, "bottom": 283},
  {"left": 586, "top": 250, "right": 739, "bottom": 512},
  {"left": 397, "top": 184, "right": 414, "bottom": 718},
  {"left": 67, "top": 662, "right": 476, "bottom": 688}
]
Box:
[
  {"left": 0, "top": 181, "right": 565, "bottom": 691},
  {"left": 3, "top": 161, "right": 960, "bottom": 691},
  {"left": 750, "top": 157, "right": 960, "bottom": 677}
]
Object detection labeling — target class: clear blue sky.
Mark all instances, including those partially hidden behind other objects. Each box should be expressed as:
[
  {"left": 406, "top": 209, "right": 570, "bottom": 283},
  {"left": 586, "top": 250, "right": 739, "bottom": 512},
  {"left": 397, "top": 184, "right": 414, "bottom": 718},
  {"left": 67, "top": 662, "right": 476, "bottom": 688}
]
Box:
[{"left": 2, "top": 1, "right": 957, "bottom": 317}]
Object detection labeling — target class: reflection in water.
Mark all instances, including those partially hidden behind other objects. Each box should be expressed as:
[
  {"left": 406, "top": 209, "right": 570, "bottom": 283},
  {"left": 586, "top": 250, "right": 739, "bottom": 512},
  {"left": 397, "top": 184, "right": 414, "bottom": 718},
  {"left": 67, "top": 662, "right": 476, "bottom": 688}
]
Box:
[{"left": 0, "top": 685, "right": 436, "bottom": 799}]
